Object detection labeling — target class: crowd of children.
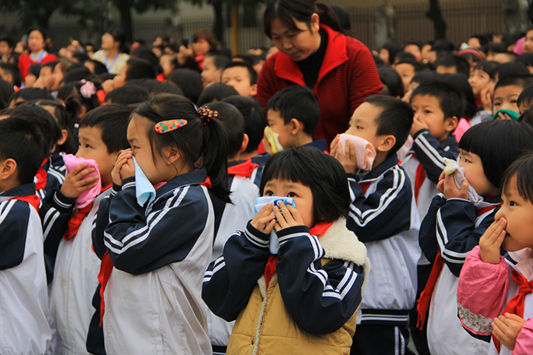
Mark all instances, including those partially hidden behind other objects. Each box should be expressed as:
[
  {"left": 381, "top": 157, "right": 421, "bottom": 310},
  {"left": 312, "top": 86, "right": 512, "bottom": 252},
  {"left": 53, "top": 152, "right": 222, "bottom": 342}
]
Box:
[{"left": 3, "top": 0, "right": 533, "bottom": 354}]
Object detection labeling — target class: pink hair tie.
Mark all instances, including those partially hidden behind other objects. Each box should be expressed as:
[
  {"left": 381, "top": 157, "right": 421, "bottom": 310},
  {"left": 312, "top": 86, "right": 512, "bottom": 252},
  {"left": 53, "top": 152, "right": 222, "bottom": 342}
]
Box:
[
  {"left": 154, "top": 119, "right": 187, "bottom": 134},
  {"left": 80, "top": 80, "right": 96, "bottom": 98}
]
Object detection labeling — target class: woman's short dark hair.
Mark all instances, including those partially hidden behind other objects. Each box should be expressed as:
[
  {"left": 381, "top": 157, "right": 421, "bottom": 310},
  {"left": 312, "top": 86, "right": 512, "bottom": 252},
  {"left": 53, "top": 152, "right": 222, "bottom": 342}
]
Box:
[
  {"left": 260, "top": 146, "right": 350, "bottom": 224},
  {"left": 459, "top": 120, "right": 533, "bottom": 188},
  {"left": 502, "top": 153, "right": 533, "bottom": 204},
  {"left": 263, "top": 0, "right": 342, "bottom": 38}
]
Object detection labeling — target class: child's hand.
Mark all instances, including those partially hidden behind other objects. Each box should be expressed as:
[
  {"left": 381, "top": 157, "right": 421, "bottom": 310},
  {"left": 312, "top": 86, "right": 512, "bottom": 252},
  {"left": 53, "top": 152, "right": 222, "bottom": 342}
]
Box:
[
  {"left": 480, "top": 85, "right": 492, "bottom": 112},
  {"left": 273, "top": 201, "right": 304, "bottom": 232},
  {"left": 112, "top": 149, "right": 134, "bottom": 185},
  {"left": 492, "top": 313, "right": 525, "bottom": 350},
  {"left": 250, "top": 204, "right": 276, "bottom": 234},
  {"left": 410, "top": 114, "right": 429, "bottom": 136},
  {"left": 479, "top": 218, "right": 506, "bottom": 264},
  {"left": 60, "top": 163, "right": 98, "bottom": 198},
  {"left": 441, "top": 173, "right": 469, "bottom": 200},
  {"left": 437, "top": 171, "right": 445, "bottom": 193},
  {"left": 496, "top": 111, "right": 513, "bottom": 120},
  {"left": 331, "top": 134, "right": 357, "bottom": 174}
]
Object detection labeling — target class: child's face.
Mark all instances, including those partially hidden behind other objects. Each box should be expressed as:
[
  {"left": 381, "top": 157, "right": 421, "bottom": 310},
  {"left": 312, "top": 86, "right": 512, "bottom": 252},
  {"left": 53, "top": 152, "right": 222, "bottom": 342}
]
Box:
[
  {"left": 495, "top": 175, "right": 533, "bottom": 251},
  {"left": 201, "top": 56, "right": 220, "bottom": 88},
  {"left": 160, "top": 55, "right": 174, "bottom": 77},
  {"left": 267, "top": 109, "right": 293, "bottom": 149},
  {"left": 458, "top": 149, "right": 499, "bottom": 197},
  {"left": 263, "top": 178, "right": 314, "bottom": 228},
  {"left": 221, "top": 66, "right": 256, "bottom": 97},
  {"left": 127, "top": 115, "right": 170, "bottom": 185},
  {"left": 411, "top": 94, "right": 453, "bottom": 141},
  {"left": 493, "top": 85, "right": 521, "bottom": 114},
  {"left": 77, "top": 126, "right": 118, "bottom": 187},
  {"left": 468, "top": 69, "right": 491, "bottom": 96},
  {"left": 523, "top": 29, "right": 533, "bottom": 53},
  {"left": 344, "top": 102, "right": 383, "bottom": 150},
  {"left": 394, "top": 63, "right": 415, "bottom": 93}
]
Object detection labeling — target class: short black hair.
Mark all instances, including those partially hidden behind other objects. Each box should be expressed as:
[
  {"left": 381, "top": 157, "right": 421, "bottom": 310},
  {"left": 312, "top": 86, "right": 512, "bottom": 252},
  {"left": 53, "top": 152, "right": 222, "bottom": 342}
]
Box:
[
  {"left": 472, "top": 61, "right": 500, "bottom": 80},
  {"left": 86, "top": 59, "right": 108, "bottom": 75},
  {"left": 266, "top": 85, "right": 320, "bottom": 136},
  {"left": 125, "top": 79, "right": 183, "bottom": 96},
  {"left": 106, "top": 85, "right": 149, "bottom": 106},
  {"left": 378, "top": 65, "right": 404, "bottom": 98},
  {"left": 168, "top": 68, "right": 203, "bottom": 104},
  {"left": 439, "top": 73, "right": 476, "bottom": 119},
  {"left": 222, "top": 61, "right": 258, "bottom": 85},
  {"left": 79, "top": 104, "right": 132, "bottom": 153},
  {"left": 126, "top": 57, "right": 156, "bottom": 81},
  {"left": 519, "top": 107, "right": 533, "bottom": 128},
  {"left": 496, "top": 62, "right": 530, "bottom": 81},
  {"left": 0, "top": 37, "right": 14, "bottom": 48},
  {"left": 33, "top": 99, "right": 77, "bottom": 154},
  {"left": 223, "top": 95, "right": 267, "bottom": 153},
  {"left": 459, "top": 120, "right": 533, "bottom": 188},
  {"left": 203, "top": 101, "right": 245, "bottom": 159},
  {"left": 435, "top": 53, "right": 470, "bottom": 77},
  {"left": 518, "top": 53, "right": 533, "bottom": 68},
  {"left": 0, "top": 63, "right": 21, "bottom": 87},
  {"left": 365, "top": 95, "right": 413, "bottom": 154},
  {"left": 411, "top": 80, "right": 465, "bottom": 119},
  {"left": 63, "top": 67, "right": 93, "bottom": 83},
  {"left": 260, "top": 146, "right": 350, "bottom": 224},
  {"left": 519, "top": 84, "right": 533, "bottom": 110},
  {"left": 0, "top": 103, "right": 60, "bottom": 159},
  {"left": 197, "top": 83, "right": 238, "bottom": 106},
  {"left": 494, "top": 74, "right": 533, "bottom": 93},
  {"left": 205, "top": 52, "right": 231, "bottom": 71},
  {"left": 0, "top": 78, "right": 14, "bottom": 110},
  {"left": 40, "top": 61, "right": 58, "bottom": 71},
  {"left": 9, "top": 88, "right": 53, "bottom": 106},
  {"left": 0, "top": 116, "right": 44, "bottom": 184},
  {"left": 502, "top": 153, "right": 533, "bottom": 204}
]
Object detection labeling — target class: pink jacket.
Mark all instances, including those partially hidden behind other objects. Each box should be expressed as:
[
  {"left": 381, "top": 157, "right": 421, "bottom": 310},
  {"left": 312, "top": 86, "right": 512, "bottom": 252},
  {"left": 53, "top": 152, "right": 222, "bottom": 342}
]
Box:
[{"left": 457, "top": 245, "right": 533, "bottom": 354}]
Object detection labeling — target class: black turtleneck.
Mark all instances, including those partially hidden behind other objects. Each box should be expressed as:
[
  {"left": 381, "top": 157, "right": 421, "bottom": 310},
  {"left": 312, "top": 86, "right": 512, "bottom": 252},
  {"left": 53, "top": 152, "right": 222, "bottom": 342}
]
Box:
[{"left": 296, "top": 29, "right": 328, "bottom": 89}]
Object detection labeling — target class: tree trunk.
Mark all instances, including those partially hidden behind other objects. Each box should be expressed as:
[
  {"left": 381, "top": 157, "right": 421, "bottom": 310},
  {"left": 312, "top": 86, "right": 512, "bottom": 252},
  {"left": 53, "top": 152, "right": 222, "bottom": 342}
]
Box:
[
  {"left": 212, "top": 0, "right": 224, "bottom": 43},
  {"left": 116, "top": 0, "right": 133, "bottom": 43},
  {"left": 426, "top": 0, "right": 446, "bottom": 40}
]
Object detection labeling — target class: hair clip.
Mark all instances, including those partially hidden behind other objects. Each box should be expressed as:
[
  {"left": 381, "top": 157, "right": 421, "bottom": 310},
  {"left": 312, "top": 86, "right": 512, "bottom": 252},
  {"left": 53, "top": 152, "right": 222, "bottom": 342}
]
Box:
[
  {"left": 155, "top": 119, "right": 187, "bottom": 134},
  {"left": 80, "top": 80, "right": 96, "bottom": 98},
  {"left": 197, "top": 106, "right": 220, "bottom": 126}
]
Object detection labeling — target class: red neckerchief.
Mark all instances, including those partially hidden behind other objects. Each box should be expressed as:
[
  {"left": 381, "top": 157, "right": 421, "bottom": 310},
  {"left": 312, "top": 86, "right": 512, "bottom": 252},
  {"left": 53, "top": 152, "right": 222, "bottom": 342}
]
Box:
[
  {"left": 96, "top": 90, "right": 106, "bottom": 105},
  {"left": 264, "top": 221, "right": 334, "bottom": 288},
  {"left": 10, "top": 194, "right": 40, "bottom": 212},
  {"left": 227, "top": 159, "right": 259, "bottom": 178},
  {"left": 360, "top": 181, "right": 371, "bottom": 195},
  {"left": 64, "top": 185, "right": 111, "bottom": 241},
  {"left": 411, "top": 153, "right": 426, "bottom": 203},
  {"left": 35, "top": 158, "right": 49, "bottom": 192},
  {"left": 493, "top": 270, "right": 533, "bottom": 351},
  {"left": 416, "top": 203, "right": 501, "bottom": 330}
]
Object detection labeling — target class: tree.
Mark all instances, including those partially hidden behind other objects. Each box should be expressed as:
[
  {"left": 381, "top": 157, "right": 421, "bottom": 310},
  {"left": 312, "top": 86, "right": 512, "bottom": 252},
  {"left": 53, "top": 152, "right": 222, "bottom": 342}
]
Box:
[
  {"left": 427, "top": 0, "right": 446, "bottom": 40},
  {"left": 0, "top": 0, "right": 59, "bottom": 30}
]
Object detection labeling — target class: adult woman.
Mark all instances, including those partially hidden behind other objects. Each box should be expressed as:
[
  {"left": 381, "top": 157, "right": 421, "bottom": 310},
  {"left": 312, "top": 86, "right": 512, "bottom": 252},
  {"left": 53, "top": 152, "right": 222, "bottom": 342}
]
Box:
[
  {"left": 92, "top": 29, "right": 129, "bottom": 75},
  {"left": 18, "top": 28, "right": 57, "bottom": 82},
  {"left": 257, "top": 0, "right": 383, "bottom": 144}
]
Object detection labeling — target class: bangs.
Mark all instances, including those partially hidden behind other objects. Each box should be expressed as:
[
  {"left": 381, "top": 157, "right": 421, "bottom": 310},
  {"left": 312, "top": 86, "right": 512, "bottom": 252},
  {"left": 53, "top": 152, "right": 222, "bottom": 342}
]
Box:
[
  {"left": 502, "top": 154, "right": 533, "bottom": 203},
  {"left": 260, "top": 150, "right": 309, "bottom": 194}
]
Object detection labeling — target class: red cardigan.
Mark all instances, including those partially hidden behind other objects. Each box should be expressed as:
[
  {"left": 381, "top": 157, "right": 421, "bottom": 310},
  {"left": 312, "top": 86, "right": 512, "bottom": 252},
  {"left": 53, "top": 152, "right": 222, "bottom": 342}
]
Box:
[
  {"left": 18, "top": 52, "right": 58, "bottom": 81},
  {"left": 257, "top": 25, "right": 383, "bottom": 145}
]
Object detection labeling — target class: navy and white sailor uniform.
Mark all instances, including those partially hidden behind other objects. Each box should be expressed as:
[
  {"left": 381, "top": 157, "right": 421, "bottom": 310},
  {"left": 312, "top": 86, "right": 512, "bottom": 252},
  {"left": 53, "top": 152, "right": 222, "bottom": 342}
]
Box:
[
  {"left": 403, "top": 129, "right": 458, "bottom": 221},
  {"left": 0, "top": 183, "right": 52, "bottom": 354},
  {"left": 91, "top": 169, "right": 213, "bottom": 354},
  {"left": 419, "top": 194, "right": 499, "bottom": 355}
]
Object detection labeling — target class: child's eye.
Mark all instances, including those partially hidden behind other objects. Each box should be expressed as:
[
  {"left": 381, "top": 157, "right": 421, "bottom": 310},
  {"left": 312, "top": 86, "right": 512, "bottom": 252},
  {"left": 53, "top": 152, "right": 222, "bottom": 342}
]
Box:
[
  {"left": 84, "top": 144, "right": 92, "bottom": 149},
  {"left": 424, "top": 110, "right": 432, "bottom": 114},
  {"left": 287, "top": 192, "right": 297, "bottom": 197},
  {"left": 264, "top": 190, "right": 274, "bottom": 196},
  {"left": 356, "top": 125, "right": 363, "bottom": 130},
  {"left": 509, "top": 200, "right": 518, "bottom": 206}
]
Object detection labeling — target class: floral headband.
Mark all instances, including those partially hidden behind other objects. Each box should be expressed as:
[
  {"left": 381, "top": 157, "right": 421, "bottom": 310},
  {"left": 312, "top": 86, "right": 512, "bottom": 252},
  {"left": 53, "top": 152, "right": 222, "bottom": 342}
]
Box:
[{"left": 80, "top": 80, "right": 96, "bottom": 99}]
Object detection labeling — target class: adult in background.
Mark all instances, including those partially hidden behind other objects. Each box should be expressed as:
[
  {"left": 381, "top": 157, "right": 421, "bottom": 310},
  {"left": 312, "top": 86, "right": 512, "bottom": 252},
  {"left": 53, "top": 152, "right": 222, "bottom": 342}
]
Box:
[
  {"left": 18, "top": 28, "right": 57, "bottom": 83},
  {"left": 257, "top": 0, "right": 382, "bottom": 145},
  {"left": 92, "top": 29, "right": 129, "bottom": 75}
]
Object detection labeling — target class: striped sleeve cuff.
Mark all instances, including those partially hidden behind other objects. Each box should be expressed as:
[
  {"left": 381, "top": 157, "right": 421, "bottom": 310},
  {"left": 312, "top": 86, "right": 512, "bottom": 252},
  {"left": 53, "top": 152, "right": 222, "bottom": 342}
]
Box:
[
  {"left": 53, "top": 190, "right": 75, "bottom": 210},
  {"left": 276, "top": 225, "right": 310, "bottom": 246},
  {"left": 244, "top": 221, "right": 270, "bottom": 248},
  {"left": 121, "top": 177, "right": 136, "bottom": 191}
]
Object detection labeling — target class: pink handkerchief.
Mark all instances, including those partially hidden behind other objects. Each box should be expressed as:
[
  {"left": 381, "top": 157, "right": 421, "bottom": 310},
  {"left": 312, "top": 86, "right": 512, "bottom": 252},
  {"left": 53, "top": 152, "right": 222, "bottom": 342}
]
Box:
[
  {"left": 338, "top": 134, "right": 376, "bottom": 171},
  {"left": 63, "top": 154, "right": 101, "bottom": 208}
]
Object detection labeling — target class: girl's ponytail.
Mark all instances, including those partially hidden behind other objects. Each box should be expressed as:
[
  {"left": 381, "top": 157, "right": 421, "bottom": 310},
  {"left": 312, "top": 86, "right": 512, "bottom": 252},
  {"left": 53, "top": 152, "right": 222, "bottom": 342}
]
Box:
[{"left": 197, "top": 106, "right": 230, "bottom": 203}]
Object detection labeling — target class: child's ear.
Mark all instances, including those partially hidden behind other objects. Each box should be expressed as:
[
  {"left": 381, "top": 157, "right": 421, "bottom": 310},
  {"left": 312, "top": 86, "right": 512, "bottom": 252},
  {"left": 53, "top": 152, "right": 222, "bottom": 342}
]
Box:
[
  {"left": 0, "top": 158, "right": 17, "bottom": 180},
  {"left": 376, "top": 134, "right": 396, "bottom": 153},
  {"left": 239, "top": 133, "right": 249, "bottom": 153},
  {"left": 289, "top": 118, "right": 304, "bottom": 136},
  {"left": 57, "top": 129, "right": 68, "bottom": 146},
  {"left": 250, "top": 84, "right": 257, "bottom": 97},
  {"left": 445, "top": 116, "right": 459, "bottom": 134},
  {"left": 165, "top": 146, "right": 181, "bottom": 164}
]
